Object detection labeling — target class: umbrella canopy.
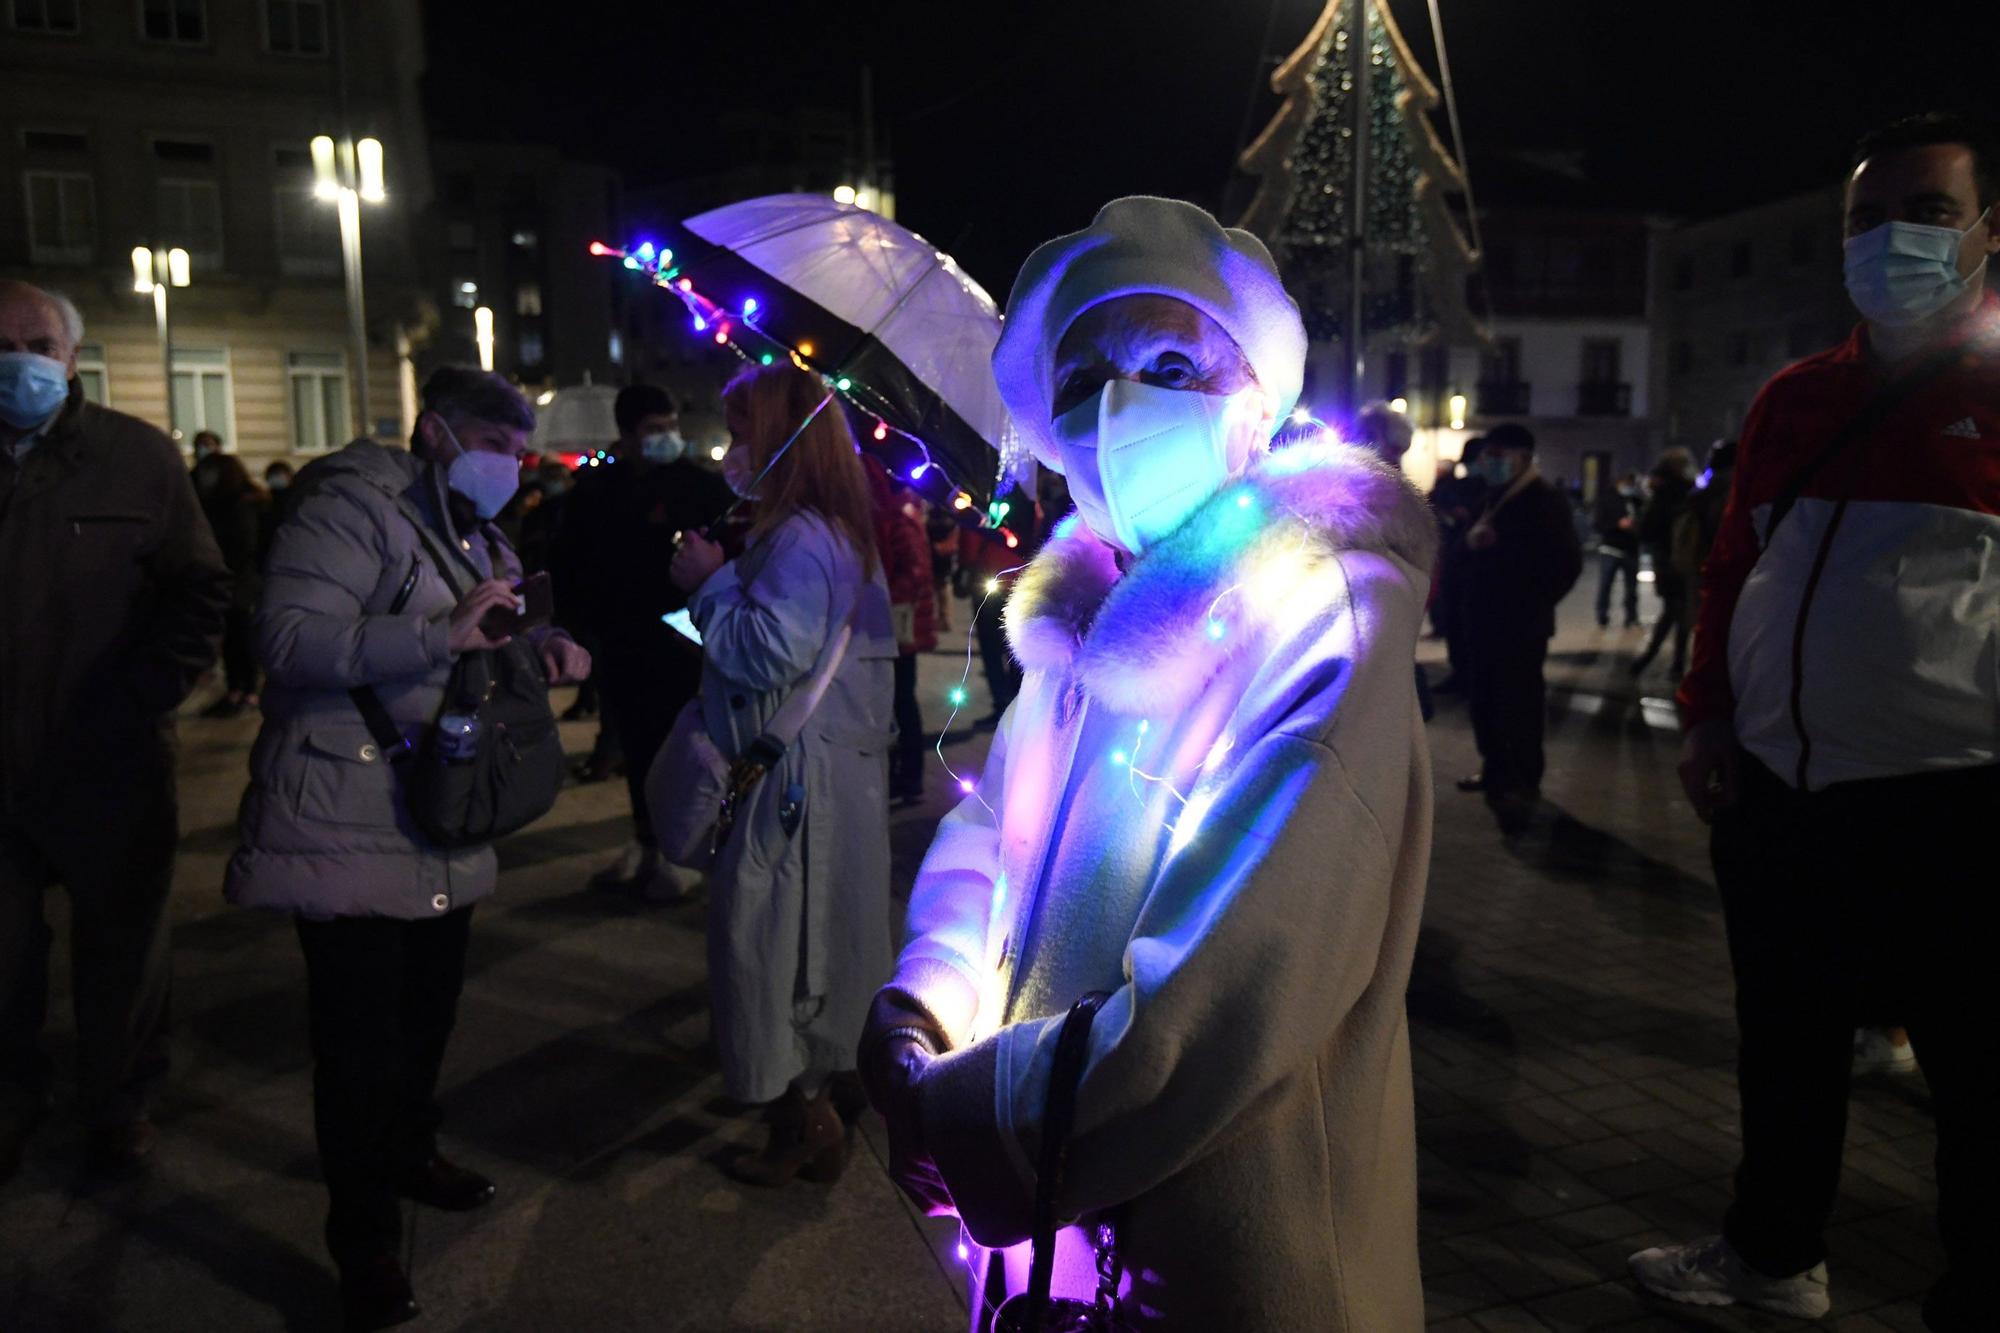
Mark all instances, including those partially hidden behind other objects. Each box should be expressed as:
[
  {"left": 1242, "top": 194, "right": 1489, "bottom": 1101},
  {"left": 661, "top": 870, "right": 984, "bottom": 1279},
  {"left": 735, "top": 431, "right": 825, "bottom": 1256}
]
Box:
[
  {"left": 531, "top": 383, "right": 620, "bottom": 456},
  {"left": 665, "top": 194, "right": 1021, "bottom": 505}
]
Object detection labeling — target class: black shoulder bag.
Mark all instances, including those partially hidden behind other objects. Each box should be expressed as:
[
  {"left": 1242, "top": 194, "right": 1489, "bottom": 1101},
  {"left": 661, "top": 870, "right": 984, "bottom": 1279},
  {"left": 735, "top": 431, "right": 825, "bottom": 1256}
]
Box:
[
  {"left": 994, "top": 991, "right": 1135, "bottom": 1333},
  {"left": 351, "top": 511, "right": 566, "bottom": 850}
]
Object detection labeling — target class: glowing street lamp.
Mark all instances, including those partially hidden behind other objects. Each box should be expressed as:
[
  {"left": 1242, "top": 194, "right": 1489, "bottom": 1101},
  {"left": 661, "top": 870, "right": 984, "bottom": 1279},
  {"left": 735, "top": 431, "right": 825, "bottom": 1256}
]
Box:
[
  {"left": 832, "top": 184, "right": 858, "bottom": 205},
  {"left": 313, "top": 133, "right": 387, "bottom": 435},
  {"left": 131, "top": 246, "right": 191, "bottom": 436},
  {"left": 1448, "top": 393, "right": 1468, "bottom": 431},
  {"left": 473, "top": 306, "right": 495, "bottom": 372}
]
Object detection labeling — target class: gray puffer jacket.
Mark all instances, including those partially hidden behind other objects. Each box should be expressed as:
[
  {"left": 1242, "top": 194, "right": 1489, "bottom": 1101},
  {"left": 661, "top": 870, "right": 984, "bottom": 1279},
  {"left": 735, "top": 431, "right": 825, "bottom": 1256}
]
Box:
[{"left": 226, "top": 439, "right": 534, "bottom": 920}]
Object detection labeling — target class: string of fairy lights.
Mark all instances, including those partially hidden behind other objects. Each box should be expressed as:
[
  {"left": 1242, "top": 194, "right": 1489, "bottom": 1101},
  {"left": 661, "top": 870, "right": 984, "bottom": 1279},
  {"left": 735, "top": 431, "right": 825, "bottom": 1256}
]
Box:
[{"left": 589, "top": 239, "right": 1025, "bottom": 549}]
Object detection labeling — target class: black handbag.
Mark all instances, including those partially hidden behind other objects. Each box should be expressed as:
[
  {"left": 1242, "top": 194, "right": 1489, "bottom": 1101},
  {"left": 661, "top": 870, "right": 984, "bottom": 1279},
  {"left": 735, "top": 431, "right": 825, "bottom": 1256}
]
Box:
[
  {"left": 351, "top": 507, "right": 565, "bottom": 851},
  {"left": 992, "top": 991, "right": 1135, "bottom": 1333}
]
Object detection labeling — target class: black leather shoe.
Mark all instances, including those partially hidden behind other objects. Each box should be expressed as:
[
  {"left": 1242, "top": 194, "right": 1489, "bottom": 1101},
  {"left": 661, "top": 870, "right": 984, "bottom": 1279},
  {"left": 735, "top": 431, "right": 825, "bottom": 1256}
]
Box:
[
  {"left": 340, "top": 1254, "right": 420, "bottom": 1331},
  {"left": 1455, "top": 773, "right": 1486, "bottom": 793},
  {"left": 397, "top": 1154, "right": 495, "bottom": 1211}
]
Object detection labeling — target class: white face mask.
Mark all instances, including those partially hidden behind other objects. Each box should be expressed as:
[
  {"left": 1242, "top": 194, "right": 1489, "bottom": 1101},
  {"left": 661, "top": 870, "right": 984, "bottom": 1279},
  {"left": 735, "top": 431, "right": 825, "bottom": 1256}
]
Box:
[
  {"left": 1843, "top": 209, "right": 1991, "bottom": 328},
  {"left": 721, "top": 442, "right": 760, "bottom": 498},
  {"left": 1048, "top": 379, "right": 1264, "bottom": 554},
  {"left": 438, "top": 419, "right": 520, "bottom": 519},
  {"left": 639, "top": 429, "right": 686, "bottom": 463}
]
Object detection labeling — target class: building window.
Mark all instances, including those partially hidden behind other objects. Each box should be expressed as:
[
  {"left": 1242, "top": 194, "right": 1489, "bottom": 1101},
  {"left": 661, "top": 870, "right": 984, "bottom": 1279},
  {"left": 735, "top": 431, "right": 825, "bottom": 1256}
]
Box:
[
  {"left": 1672, "top": 255, "right": 1694, "bottom": 291},
  {"left": 1730, "top": 241, "right": 1753, "bottom": 279},
  {"left": 287, "top": 351, "right": 349, "bottom": 452},
  {"left": 452, "top": 279, "right": 479, "bottom": 310},
  {"left": 1581, "top": 338, "right": 1622, "bottom": 384},
  {"left": 1670, "top": 340, "right": 1694, "bottom": 376},
  {"left": 518, "top": 328, "right": 546, "bottom": 367},
  {"left": 1788, "top": 225, "right": 1814, "bottom": 267},
  {"left": 75, "top": 342, "right": 109, "bottom": 405},
  {"left": 510, "top": 227, "right": 538, "bottom": 250},
  {"left": 169, "top": 348, "right": 233, "bottom": 445},
  {"left": 141, "top": 0, "right": 207, "bottom": 44},
  {"left": 265, "top": 0, "right": 326, "bottom": 54},
  {"left": 1481, "top": 337, "right": 1522, "bottom": 385},
  {"left": 24, "top": 170, "right": 95, "bottom": 263},
  {"left": 10, "top": 0, "right": 81, "bottom": 32},
  {"left": 158, "top": 178, "right": 224, "bottom": 270},
  {"left": 515, "top": 283, "right": 542, "bottom": 316},
  {"left": 273, "top": 146, "right": 339, "bottom": 277},
  {"left": 1728, "top": 333, "right": 1751, "bottom": 366}
]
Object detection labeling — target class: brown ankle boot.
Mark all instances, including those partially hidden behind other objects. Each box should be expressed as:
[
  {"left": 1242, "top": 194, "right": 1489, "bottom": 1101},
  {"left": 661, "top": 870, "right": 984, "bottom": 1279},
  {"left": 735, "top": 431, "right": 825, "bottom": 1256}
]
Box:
[{"left": 726, "top": 1085, "right": 848, "bottom": 1187}]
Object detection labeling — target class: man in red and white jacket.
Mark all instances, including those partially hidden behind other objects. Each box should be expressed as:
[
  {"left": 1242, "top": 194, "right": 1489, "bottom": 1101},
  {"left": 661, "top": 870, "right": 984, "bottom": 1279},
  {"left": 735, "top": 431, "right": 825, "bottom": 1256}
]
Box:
[{"left": 1630, "top": 114, "right": 1999, "bottom": 1333}]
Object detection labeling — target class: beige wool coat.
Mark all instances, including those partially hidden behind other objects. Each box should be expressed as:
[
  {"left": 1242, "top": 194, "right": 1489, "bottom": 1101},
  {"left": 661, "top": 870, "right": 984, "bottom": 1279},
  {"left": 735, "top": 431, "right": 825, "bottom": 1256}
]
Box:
[{"left": 882, "top": 442, "right": 1437, "bottom": 1330}]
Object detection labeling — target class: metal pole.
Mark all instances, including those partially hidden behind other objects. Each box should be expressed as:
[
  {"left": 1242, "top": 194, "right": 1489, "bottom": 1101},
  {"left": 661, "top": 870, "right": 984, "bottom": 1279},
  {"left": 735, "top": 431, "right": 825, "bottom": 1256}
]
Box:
[
  {"left": 1348, "top": 0, "right": 1372, "bottom": 413},
  {"left": 337, "top": 149, "right": 370, "bottom": 437},
  {"left": 153, "top": 253, "right": 175, "bottom": 439}
]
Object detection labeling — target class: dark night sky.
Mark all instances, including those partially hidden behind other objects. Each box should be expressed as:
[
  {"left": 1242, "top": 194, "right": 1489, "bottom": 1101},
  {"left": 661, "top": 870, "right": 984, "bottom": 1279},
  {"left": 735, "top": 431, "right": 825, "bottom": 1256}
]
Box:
[{"left": 426, "top": 0, "right": 1986, "bottom": 298}]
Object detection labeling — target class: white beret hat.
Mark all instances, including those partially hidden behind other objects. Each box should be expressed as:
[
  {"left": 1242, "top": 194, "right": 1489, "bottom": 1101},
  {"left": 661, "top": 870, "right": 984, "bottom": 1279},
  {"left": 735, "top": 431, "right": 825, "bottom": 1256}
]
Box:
[{"left": 991, "top": 196, "right": 1308, "bottom": 468}]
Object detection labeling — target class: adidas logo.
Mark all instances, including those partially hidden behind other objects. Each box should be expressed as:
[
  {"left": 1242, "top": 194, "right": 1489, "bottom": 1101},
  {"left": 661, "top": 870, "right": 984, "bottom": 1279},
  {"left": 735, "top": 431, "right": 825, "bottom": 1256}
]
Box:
[{"left": 1942, "top": 416, "right": 1981, "bottom": 439}]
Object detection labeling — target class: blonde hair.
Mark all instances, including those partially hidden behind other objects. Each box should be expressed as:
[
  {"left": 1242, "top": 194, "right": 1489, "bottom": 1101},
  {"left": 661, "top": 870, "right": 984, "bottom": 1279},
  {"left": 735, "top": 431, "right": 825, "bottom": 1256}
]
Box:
[{"left": 722, "top": 362, "right": 880, "bottom": 578}]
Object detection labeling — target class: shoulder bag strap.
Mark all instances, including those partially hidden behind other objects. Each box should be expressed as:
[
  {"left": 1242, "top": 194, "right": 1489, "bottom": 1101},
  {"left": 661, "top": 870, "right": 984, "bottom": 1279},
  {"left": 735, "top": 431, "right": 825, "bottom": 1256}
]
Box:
[
  {"left": 1021, "top": 990, "right": 1113, "bottom": 1324},
  {"left": 1762, "top": 339, "right": 1967, "bottom": 548},
  {"left": 734, "top": 605, "right": 858, "bottom": 770}
]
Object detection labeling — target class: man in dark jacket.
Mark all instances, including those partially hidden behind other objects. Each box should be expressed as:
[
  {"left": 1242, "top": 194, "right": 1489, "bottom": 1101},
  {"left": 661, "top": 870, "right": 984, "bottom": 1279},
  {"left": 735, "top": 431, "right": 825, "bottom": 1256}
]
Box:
[
  {"left": 1455, "top": 421, "right": 1583, "bottom": 832},
  {"left": 0, "top": 279, "right": 230, "bottom": 1182},
  {"left": 1591, "top": 473, "right": 1642, "bottom": 628},
  {"left": 549, "top": 384, "right": 733, "bottom": 898},
  {"left": 1629, "top": 450, "right": 1696, "bottom": 679}
]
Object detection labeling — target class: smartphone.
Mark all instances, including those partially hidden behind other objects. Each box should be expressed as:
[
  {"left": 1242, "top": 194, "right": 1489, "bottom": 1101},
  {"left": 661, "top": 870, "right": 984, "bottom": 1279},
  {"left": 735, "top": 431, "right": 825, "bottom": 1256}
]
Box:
[
  {"left": 481, "top": 571, "right": 554, "bottom": 638},
  {"left": 661, "top": 608, "right": 703, "bottom": 645}
]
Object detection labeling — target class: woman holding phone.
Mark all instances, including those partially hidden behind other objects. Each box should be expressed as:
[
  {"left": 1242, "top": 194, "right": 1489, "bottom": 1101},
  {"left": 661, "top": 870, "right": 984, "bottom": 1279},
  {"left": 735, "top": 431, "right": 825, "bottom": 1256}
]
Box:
[{"left": 669, "top": 362, "right": 897, "bottom": 1186}]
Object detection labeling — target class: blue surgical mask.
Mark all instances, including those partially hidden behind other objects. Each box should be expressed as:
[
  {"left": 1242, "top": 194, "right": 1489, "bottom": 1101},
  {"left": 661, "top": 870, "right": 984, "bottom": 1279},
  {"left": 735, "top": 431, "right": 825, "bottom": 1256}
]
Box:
[
  {"left": 0, "top": 350, "right": 71, "bottom": 430},
  {"left": 1843, "top": 210, "right": 1991, "bottom": 327},
  {"left": 639, "top": 429, "right": 686, "bottom": 463},
  {"left": 438, "top": 419, "right": 521, "bottom": 519},
  {"left": 1049, "top": 379, "right": 1264, "bottom": 554}
]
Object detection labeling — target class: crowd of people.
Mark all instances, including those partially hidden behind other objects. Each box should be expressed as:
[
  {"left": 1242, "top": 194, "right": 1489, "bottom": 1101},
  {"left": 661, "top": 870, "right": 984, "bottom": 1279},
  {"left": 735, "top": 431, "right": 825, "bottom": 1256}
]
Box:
[{"left": 0, "top": 108, "right": 1992, "bottom": 1333}]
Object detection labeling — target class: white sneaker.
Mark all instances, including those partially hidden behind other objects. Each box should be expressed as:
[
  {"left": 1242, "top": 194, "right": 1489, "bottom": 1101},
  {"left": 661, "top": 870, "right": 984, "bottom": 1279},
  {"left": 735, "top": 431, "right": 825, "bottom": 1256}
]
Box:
[
  {"left": 590, "top": 841, "right": 655, "bottom": 890},
  {"left": 1853, "top": 1026, "right": 1918, "bottom": 1077},
  {"left": 1629, "top": 1235, "right": 1830, "bottom": 1318},
  {"left": 641, "top": 860, "right": 705, "bottom": 903}
]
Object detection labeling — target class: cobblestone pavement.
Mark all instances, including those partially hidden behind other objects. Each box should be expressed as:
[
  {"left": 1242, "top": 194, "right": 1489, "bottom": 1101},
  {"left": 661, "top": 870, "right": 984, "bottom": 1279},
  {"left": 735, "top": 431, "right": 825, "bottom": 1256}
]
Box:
[{"left": 0, "top": 585, "right": 1945, "bottom": 1331}]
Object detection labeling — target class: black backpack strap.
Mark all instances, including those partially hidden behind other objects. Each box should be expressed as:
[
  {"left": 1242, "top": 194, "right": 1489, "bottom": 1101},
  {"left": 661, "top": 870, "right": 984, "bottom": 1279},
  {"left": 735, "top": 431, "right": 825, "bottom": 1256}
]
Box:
[{"left": 1762, "top": 339, "right": 1968, "bottom": 548}]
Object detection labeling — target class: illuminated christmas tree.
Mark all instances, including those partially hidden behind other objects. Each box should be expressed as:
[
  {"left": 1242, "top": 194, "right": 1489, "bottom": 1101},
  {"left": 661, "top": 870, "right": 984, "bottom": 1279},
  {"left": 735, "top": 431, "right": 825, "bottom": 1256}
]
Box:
[{"left": 1237, "top": 0, "right": 1483, "bottom": 360}]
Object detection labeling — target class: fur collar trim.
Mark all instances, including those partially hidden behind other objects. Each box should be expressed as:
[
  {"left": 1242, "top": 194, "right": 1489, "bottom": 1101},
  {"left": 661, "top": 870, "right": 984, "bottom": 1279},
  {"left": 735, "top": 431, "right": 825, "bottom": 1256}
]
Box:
[{"left": 1005, "top": 442, "right": 1438, "bottom": 714}]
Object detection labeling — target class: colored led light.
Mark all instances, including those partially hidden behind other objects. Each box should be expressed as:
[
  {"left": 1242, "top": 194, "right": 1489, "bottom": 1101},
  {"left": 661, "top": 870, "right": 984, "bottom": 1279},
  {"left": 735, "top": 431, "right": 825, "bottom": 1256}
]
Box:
[
  {"left": 588, "top": 241, "right": 612, "bottom": 257},
  {"left": 692, "top": 315, "right": 707, "bottom": 332},
  {"left": 910, "top": 461, "right": 930, "bottom": 480},
  {"left": 873, "top": 422, "right": 888, "bottom": 441},
  {"left": 952, "top": 493, "right": 972, "bottom": 511},
  {"left": 984, "top": 578, "right": 999, "bottom": 595},
  {"left": 1237, "top": 493, "right": 1253, "bottom": 509},
  {"left": 635, "top": 241, "right": 655, "bottom": 262},
  {"left": 958, "top": 778, "right": 975, "bottom": 794},
  {"left": 1206, "top": 620, "right": 1226, "bottom": 640},
  {"left": 797, "top": 341, "right": 814, "bottom": 357},
  {"left": 622, "top": 256, "right": 640, "bottom": 270},
  {"left": 1111, "top": 750, "right": 1129, "bottom": 767},
  {"left": 948, "top": 686, "right": 969, "bottom": 708},
  {"left": 759, "top": 353, "right": 774, "bottom": 365},
  {"left": 714, "top": 328, "right": 729, "bottom": 344},
  {"left": 742, "top": 297, "right": 759, "bottom": 317},
  {"left": 834, "top": 376, "right": 852, "bottom": 392}
]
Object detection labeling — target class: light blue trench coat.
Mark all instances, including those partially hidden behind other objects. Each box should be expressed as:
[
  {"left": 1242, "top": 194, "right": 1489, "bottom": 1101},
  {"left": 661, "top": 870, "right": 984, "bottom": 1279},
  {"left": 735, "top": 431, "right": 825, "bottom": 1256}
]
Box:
[{"left": 688, "top": 510, "right": 898, "bottom": 1103}]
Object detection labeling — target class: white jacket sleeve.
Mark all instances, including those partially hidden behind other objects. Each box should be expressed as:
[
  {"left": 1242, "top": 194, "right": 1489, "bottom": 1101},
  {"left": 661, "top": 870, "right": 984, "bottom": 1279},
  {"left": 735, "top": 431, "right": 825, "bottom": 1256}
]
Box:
[
  {"left": 881, "top": 701, "right": 1020, "bottom": 1048},
  {"left": 918, "top": 727, "right": 1403, "bottom": 1247},
  {"left": 688, "top": 519, "right": 838, "bottom": 695}
]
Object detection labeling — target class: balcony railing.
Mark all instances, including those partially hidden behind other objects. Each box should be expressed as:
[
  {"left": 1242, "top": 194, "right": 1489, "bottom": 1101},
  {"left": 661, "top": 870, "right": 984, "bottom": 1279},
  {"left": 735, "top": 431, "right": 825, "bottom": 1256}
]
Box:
[
  {"left": 1475, "top": 380, "right": 1532, "bottom": 416},
  {"left": 1577, "top": 381, "right": 1633, "bottom": 417}
]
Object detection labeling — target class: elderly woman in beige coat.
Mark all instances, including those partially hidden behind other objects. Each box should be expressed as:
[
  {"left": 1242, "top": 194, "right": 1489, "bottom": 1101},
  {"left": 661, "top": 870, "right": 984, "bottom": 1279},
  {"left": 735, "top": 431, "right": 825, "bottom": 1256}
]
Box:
[{"left": 860, "top": 198, "right": 1437, "bottom": 1329}]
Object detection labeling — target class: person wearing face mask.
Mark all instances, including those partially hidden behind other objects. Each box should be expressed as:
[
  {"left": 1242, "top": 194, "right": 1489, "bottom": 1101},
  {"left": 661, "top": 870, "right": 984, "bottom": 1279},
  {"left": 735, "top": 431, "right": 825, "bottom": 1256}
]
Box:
[
  {"left": 226, "top": 366, "right": 589, "bottom": 1329},
  {"left": 1453, "top": 421, "right": 1583, "bottom": 833},
  {"left": 0, "top": 280, "right": 230, "bottom": 1189},
  {"left": 549, "top": 383, "right": 733, "bottom": 900},
  {"left": 1633, "top": 114, "right": 2000, "bottom": 1333},
  {"left": 858, "top": 197, "right": 1437, "bottom": 1329}
]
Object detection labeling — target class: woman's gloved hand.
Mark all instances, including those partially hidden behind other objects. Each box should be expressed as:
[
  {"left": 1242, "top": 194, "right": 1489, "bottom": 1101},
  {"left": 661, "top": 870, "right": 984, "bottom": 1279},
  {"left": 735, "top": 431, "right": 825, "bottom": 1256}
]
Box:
[{"left": 861, "top": 989, "right": 956, "bottom": 1216}]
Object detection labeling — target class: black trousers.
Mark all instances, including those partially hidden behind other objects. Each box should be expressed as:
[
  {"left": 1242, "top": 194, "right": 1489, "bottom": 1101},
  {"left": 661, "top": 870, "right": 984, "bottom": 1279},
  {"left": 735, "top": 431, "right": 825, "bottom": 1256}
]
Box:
[
  {"left": 1594, "top": 548, "right": 1638, "bottom": 625},
  {"left": 598, "top": 643, "right": 701, "bottom": 849},
  {"left": 1465, "top": 627, "right": 1550, "bottom": 797},
  {"left": 221, "top": 606, "right": 259, "bottom": 696},
  {"left": 297, "top": 907, "right": 473, "bottom": 1265},
  {"left": 0, "top": 802, "right": 176, "bottom": 1126},
  {"left": 890, "top": 654, "right": 925, "bottom": 797},
  {"left": 1715, "top": 754, "right": 1996, "bottom": 1322},
  {"left": 972, "top": 587, "right": 1020, "bottom": 716},
  {"left": 1636, "top": 569, "right": 1691, "bottom": 674}
]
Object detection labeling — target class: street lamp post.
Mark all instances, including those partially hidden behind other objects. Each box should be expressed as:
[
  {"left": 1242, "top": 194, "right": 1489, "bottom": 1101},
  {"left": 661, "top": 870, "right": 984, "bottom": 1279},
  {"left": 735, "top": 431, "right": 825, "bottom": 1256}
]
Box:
[
  {"left": 472, "top": 306, "right": 495, "bottom": 372},
  {"left": 132, "top": 245, "right": 190, "bottom": 438},
  {"left": 312, "top": 133, "right": 385, "bottom": 438}
]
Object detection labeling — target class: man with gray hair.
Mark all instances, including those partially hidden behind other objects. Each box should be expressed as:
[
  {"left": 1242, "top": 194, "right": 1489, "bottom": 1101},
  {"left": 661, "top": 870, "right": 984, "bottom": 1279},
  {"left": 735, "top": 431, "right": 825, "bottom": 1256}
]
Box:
[{"left": 0, "top": 278, "right": 230, "bottom": 1183}]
